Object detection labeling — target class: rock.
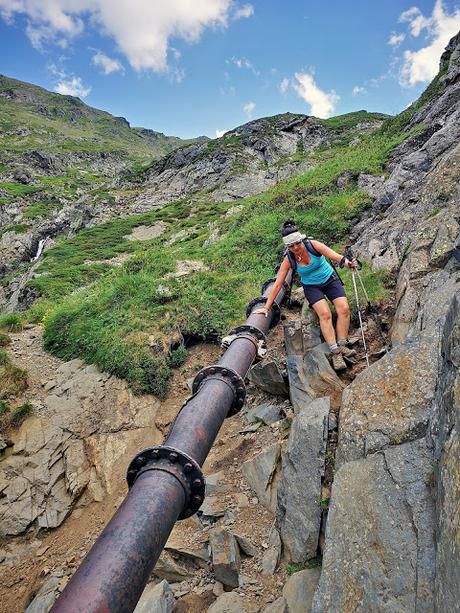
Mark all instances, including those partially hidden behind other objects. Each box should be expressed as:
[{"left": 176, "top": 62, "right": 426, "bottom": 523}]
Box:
[
  {"left": 248, "top": 360, "right": 289, "bottom": 397},
  {"left": 153, "top": 555, "right": 192, "bottom": 582},
  {"left": 207, "top": 591, "right": 246, "bottom": 612},
  {"left": 164, "top": 542, "right": 210, "bottom": 567},
  {"left": 233, "top": 533, "right": 258, "bottom": 557},
  {"left": 125, "top": 224, "right": 166, "bottom": 241},
  {"left": 283, "top": 568, "right": 321, "bottom": 613},
  {"left": 262, "top": 597, "right": 287, "bottom": 613},
  {"left": 261, "top": 527, "right": 282, "bottom": 575},
  {"left": 209, "top": 528, "right": 241, "bottom": 589},
  {"left": 277, "top": 398, "right": 329, "bottom": 562},
  {"left": 241, "top": 443, "right": 281, "bottom": 512},
  {"left": 199, "top": 496, "right": 227, "bottom": 519},
  {"left": 205, "top": 471, "right": 230, "bottom": 496},
  {"left": 134, "top": 580, "right": 174, "bottom": 613},
  {"left": 429, "top": 218, "right": 460, "bottom": 268},
  {"left": 312, "top": 440, "right": 436, "bottom": 612},
  {"left": 336, "top": 334, "right": 439, "bottom": 467},
  {"left": 245, "top": 402, "right": 282, "bottom": 425},
  {"left": 25, "top": 577, "right": 60, "bottom": 613},
  {"left": 284, "top": 322, "right": 344, "bottom": 412}
]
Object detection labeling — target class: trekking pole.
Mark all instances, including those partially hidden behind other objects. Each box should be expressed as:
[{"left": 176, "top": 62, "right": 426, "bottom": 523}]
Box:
[
  {"left": 345, "top": 246, "right": 370, "bottom": 367},
  {"left": 350, "top": 269, "right": 370, "bottom": 367},
  {"left": 355, "top": 267, "right": 371, "bottom": 307}
]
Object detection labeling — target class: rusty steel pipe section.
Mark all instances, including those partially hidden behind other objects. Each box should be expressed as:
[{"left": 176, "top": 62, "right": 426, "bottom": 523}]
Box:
[{"left": 52, "top": 272, "right": 291, "bottom": 613}]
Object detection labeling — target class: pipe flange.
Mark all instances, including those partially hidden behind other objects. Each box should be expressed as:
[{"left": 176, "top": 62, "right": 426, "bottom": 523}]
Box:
[
  {"left": 126, "top": 445, "right": 205, "bottom": 519},
  {"left": 246, "top": 296, "right": 281, "bottom": 327},
  {"left": 227, "top": 324, "right": 266, "bottom": 343},
  {"left": 261, "top": 277, "right": 277, "bottom": 294},
  {"left": 192, "top": 365, "right": 246, "bottom": 416}
]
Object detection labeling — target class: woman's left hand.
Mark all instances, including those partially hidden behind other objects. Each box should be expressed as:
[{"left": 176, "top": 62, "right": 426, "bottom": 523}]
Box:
[{"left": 346, "top": 258, "right": 358, "bottom": 270}]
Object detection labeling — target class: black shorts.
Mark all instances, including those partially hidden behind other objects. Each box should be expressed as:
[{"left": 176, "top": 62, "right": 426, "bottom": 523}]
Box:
[{"left": 302, "top": 274, "right": 346, "bottom": 306}]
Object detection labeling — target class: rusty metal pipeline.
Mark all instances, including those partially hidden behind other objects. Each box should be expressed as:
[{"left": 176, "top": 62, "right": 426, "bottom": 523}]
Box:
[{"left": 51, "top": 271, "right": 291, "bottom": 613}]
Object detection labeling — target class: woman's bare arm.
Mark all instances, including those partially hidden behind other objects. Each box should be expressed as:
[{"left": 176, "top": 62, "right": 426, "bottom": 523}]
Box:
[{"left": 254, "top": 256, "right": 291, "bottom": 316}]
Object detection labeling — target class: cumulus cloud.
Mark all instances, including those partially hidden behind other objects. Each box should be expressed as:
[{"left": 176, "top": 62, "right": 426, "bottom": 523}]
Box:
[
  {"left": 398, "top": 0, "right": 460, "bottom": 86},
  {"left": 92, "top": 50, "right": 124, "bottom": 74},
  {"left": 233, "top": 4, "right": 254, "bottom": 20},
  {"left": 55, "top": 76, "right": 91, "bottom": 98},
  {"left": 243, "top": 101, "right": 256, "bottom": 118},
  {"left": 352, "top": 85, "right": 366, "bottom": 95},
  {"left": 215, "top": 129, "right": 228, "bottom": 137},
  {"left": 279, "top": 77, "right": 290, "bottom": 94},
  {"left": 292, "top": 72, "right": 339, "bottom": 118},
  {"left": 388, "top": 32, "right": 406, "bottom": 46},
  {"left": 0, "top": 0, "right": 251, "bottom": 73}
]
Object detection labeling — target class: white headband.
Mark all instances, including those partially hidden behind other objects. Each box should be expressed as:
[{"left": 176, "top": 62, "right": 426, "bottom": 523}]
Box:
[{"left": 283, "top": 231, "right": 306, "bottom": 247}]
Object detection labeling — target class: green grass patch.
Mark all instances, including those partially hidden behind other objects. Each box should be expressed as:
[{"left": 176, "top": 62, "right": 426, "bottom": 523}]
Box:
[
  {"left": 0, "top": 333, "right": 11, "bottom": 347},
  {"left": 287, "top": 556, "right": 322, "bottom": 575},
  {"left": 0, "top": 362, "right": 28, "bottom": 399},
  {"left": 0, "top": 181, "right": 40, "bottom": 196},
  {"left": 0, "top": 313, "right": 23, "bottom": 332},
  {"left": 0, "top": 223, "right": 30, "bottom": 238},
  {"left": 0, "top": 402, "right": 33, "bottom": 433},
  {"left": 23, "top": 198, "right": 61, "bottom": 220}
]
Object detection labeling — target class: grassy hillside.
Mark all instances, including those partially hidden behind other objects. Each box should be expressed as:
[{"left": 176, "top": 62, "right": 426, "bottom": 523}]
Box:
[{"left": 0, "top": 74, "right": 199, "bottom": 161}]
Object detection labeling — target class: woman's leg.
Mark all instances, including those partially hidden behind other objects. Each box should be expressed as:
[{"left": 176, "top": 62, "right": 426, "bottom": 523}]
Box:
[
  {"left": 333, "top": 296, "right": 351, "bottom": 340},
  {"left": 312, "top": 299, "right": 336, "bottom": 345}
]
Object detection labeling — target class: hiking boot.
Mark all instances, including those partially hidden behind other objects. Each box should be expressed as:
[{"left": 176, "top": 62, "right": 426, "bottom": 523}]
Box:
[
  {"left": 340, "top": 345, "right": 357, "bottom": 359},
  {"left": 330, "top": 348, "right": 347, "bottom": 371},
  {"left": 346, "top": 336, "right": 360, "bottom": 346}
]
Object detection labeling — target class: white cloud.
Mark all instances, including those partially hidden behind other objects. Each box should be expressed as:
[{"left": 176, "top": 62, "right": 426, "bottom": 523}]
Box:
[
  {"left": 292, "top": 72, "right": 339, "bottom": 118},
  {"left": 388, "top": 32, "right": 406, "bottom": 46},
  {"left": 398, "top": 0, "right": 460, "bottom": 86},
  {"left": 227, "top": 56, "right": 259, "bottom": 75},
  {"left": 0, "top": 0, "right": 239, "bottom": 72},
  {"left": 279, "top": 77, "right": 290, "bottom": 94},
  {"left": 92, "top": 50, "right": 124, "bottom": 74},
  {"left": 215, "top": 129, "right": 228, "bottom": 137},
  {"left": 55, "top": 76, "right": 91, "bottom": 98},
  {"left": 352, "top": 85, "right": 366, "bottom": 95},
  {"left": 243, "top": 101, "right": 256, "bottom": 118},
  {"left": 233, "top": 4, "right": 254, "bottom": 20}
]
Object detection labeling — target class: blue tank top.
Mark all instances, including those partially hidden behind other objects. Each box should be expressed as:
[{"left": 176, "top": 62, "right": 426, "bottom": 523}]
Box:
[{"left": 297, "top": 252, "right": 334, "bottom": 285}]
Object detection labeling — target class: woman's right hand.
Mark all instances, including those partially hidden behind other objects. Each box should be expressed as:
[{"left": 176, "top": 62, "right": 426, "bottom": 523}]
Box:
[{"left": 253, "top": 307, "right": 270, "bottom": 317}]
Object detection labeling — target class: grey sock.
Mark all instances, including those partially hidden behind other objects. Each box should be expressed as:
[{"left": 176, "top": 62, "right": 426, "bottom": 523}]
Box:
[
  {"left": 337, "top": 338, "right": 347, "bottom": 346},
  {"left": 329, "top": 343, "right": 339, "bottom": 351}
]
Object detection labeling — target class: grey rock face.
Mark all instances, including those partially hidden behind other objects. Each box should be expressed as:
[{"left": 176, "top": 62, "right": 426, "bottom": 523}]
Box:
[
  {"left": 312, "top": 440, "right": 436, "bottom": 613},
  {"left": 277, "top": 398, "right": 329, "bottom": 563},
  {"left": 336, "top": 334, "right": 439, "bottom": 467},
  {"left": 135, "top": 580, "right": 174, "bottom": 613},
  {"left": 209, "top": 527, "right": 241, "bottom": 589},
  {"left": 153, "top": 555, "right": 192, "bottom": 582},
  {"left": 283, "top": 568, "right": 321, "bottom": 613},
  {"left": 261, "top": 526, "right": 282, "bottom": 575},
  {"left": 241, "top": 442, "right": 281, "bottom": 513},
  {"left": 433, "top": 292, "right": 460, "bottom": 611},
  {"left": 25, "top": 577, "right": 60, "bottom": 613},
  {"left": 245, "top": 402, "right": 282, "bottom": 425}
]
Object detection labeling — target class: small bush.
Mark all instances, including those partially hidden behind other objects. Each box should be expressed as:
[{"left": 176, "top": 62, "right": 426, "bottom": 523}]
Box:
[
  {"left": 0, "top": 333, "right": 11, "bottom": 346},
  {"left": 168, "top": 346, "right": 187, "bottom": 368},
  {"left": 0, "top": 313, "right": 23, "bottom": 332},
  {"left": 0, "top": 350, "right": 10, "bottom": 366},
  {"left": 10, "top": 403, "right": 33, "bottom": 427},
  {"left": 0, "top": 363, "right": 28, "bottom": 399},
  {"left": 0, "top": 400, "right": 10, "bottom": 415},
  {"left": 287, "top": 556, "right": 322, "bottom": 575}
]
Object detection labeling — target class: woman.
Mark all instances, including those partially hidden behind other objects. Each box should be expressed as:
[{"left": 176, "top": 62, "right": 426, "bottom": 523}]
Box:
[{"left": 255, "top": 220, "right": 358, "bottom": 371}]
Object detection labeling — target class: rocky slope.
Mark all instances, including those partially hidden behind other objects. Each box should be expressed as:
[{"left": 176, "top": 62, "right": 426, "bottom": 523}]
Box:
[{"left": 0, "top": 32, "right": 459, "bottom": 613}]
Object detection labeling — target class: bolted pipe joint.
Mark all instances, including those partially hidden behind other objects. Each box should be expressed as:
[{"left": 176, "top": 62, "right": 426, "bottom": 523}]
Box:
[
  {"left": 192, "top": 365, "right": 246, "bottom": 417},
  {"left": 126, "top": 445, "right": 205, "bottom": 519}
]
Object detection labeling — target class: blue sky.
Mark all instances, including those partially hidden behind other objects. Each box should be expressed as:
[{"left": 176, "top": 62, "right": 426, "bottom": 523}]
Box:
[{"left": 1, "top": 0, "right": 459, "bottom": 138}]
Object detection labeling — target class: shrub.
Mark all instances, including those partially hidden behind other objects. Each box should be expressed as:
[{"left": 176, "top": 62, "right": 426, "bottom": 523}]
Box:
[{"left": 0, "top": 313, "right": 23, "bottom": 332}]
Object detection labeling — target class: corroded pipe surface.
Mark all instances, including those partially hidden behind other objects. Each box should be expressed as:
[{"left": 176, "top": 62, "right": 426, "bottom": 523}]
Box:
[{"left": 51, "top": 272, "right": 291, "bottom": 612}]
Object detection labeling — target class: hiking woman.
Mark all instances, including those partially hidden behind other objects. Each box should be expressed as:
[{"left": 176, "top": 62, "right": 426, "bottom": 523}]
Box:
[{"left": 254, "top": 220, "right": 358, "bottom": 371}]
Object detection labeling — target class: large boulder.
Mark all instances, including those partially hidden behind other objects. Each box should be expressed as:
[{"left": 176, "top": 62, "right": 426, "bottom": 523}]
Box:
[
  {"left": 209, "top": 528, "right": 241, "bottom": 589},
  {"left": 283, "top": 568, "right": 321, "bottom": 613},
  {"left": 277, "top": 398, "right": 329, "bottom": 562},
  {"left": 134, "top": 580, "right": 174, "bottom": 613},
  {"left": 284, "top": 321, "right": 344, "bottom": 413},
  {"left": 241, "top": 442, "right": 281, "bottom": 513},
  {"left": 312, "top": 440, "right": 436, "bottom": 612}
]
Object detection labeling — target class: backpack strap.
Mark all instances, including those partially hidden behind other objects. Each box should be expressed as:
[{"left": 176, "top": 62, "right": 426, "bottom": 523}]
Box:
[{"left": 285, "top": 237, "right": 321, "bottom": 270}]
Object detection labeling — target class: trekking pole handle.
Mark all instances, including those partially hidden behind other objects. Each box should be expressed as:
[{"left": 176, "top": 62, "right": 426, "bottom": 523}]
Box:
[{"left": 344, "top": 245, "right": 363, "bottom": 270}]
